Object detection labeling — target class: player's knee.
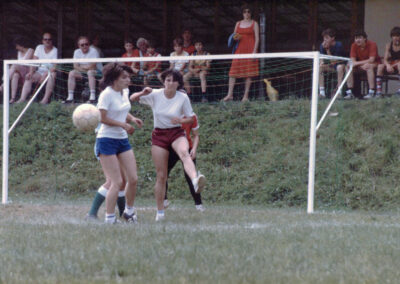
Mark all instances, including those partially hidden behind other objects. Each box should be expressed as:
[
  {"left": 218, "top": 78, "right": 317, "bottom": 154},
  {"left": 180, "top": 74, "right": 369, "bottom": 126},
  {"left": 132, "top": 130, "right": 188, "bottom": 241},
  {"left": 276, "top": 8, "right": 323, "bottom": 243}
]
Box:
[{"left": 126, "top": 174, "right": 138, "bottom": 186}]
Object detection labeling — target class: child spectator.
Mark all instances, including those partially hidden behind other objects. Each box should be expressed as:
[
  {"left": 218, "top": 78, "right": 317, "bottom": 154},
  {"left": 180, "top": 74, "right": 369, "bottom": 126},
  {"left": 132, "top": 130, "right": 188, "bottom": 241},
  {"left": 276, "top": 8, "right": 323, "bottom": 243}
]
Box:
[
  {"left": 169, "top": 37, "right": 189, "bottom": 76},
  {"left": 183, "top": 40, "right": 210, "bottom": 102},
  {"left": 182, "top": 29, "right": 196, "bottom": 55},
  {"left": 143, "top": 41, "right": 162, "bottom": 86},
  {"left": 122, "top": 38, "right": 136, "bottom": 67},
  {"left": 376, "top": 26, "right": 400, "bottom": 97}
]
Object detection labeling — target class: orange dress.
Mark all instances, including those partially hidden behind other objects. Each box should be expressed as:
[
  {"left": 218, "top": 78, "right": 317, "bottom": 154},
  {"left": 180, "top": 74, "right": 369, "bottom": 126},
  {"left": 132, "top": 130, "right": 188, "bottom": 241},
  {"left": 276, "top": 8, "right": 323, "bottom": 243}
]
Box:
[{"left": 229, "top": 21, "right": 259, "bottom": 78}]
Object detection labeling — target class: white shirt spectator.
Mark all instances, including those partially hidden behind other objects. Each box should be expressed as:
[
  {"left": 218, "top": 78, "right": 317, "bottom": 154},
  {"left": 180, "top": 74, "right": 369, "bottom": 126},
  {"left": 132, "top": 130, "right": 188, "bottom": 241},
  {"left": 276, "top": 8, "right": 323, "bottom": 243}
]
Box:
[
  {"left": 139, "top": 88, "right": 195, "bottom": 129},
  {"left": 170, "top": 51, "right": 189, "bottom": 71},
  {"left": 97, "top": 86, "right": 131, "bottom": 139},
  {"left": 34, "top": 44, "right": 58, "bottom": 75},
  {"left": 73, "top": 46, "right": 100, "bottom": 71}
]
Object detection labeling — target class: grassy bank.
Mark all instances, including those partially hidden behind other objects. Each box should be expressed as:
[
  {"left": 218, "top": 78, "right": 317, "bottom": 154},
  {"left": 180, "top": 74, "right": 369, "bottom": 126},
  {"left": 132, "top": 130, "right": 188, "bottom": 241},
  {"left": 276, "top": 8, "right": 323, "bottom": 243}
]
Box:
[{"left": 2, "top": 97, "right": 400, "bottom": 210}]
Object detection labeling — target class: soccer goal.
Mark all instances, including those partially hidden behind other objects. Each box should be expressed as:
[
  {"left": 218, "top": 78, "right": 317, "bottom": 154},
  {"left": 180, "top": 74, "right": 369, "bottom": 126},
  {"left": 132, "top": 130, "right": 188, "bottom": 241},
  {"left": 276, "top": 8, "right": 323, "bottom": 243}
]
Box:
[{"left": 2, "top": 52, "right": 352, "bottom": 212}]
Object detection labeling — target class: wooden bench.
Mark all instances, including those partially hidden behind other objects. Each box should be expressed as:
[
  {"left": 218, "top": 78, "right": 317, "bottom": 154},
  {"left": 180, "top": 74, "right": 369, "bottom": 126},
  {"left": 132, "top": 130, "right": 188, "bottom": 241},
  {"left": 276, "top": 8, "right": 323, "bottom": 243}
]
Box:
[{"left": 360, "top": 74, "right": 399, "bottom": 95}]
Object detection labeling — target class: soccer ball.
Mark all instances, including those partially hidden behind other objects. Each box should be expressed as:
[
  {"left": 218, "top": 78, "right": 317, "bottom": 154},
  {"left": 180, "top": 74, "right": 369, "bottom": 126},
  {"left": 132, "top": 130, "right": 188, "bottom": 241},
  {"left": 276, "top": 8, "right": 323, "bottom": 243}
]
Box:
[{"left": 72, "top": 104, "right": 100, "bottom": 132}]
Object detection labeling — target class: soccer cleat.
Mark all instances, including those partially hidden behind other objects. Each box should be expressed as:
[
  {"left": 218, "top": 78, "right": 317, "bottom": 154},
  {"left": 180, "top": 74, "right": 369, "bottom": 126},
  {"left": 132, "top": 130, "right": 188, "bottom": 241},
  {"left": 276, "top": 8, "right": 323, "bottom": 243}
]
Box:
[
  {"left": 105, "top": 218, "right": 121, "bottom": 224},
  {"left": 122, "top": 212, "right": 138, "bottom": 224},
  {"left": 192, "top": 173, "right": 206, "bottom": 193},
  {"left": 155, "top": 213, "right": 165, "bottom": 222},
  {"left": 163, "top": 199, "right": 170, "bottom": 209},
  {"left": 363, "top": 93, "right": 374, "bottom": 99},
  {"left": 195, "top": 204, "right": 205, "bottom": 212},
  {"left": 85, "top": 214, "right": 98, "bottom": 221}
]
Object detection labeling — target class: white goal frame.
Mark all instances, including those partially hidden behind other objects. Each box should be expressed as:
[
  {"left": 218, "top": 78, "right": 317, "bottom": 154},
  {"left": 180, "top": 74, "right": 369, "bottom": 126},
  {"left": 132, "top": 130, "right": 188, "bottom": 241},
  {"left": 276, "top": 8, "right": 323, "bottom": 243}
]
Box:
[{"left": 2, "top": 52, "right": 353, "bottom": 213}]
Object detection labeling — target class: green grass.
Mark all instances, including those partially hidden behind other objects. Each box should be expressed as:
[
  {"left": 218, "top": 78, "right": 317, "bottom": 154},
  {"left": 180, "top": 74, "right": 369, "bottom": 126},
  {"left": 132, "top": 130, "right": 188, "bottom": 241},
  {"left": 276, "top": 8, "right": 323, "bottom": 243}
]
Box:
[
  {"left": 2, "top": 97, "right": 400, "bottom": 209},
  {"left": 1, "top": 198, "right": 400, "bottom": 283}
]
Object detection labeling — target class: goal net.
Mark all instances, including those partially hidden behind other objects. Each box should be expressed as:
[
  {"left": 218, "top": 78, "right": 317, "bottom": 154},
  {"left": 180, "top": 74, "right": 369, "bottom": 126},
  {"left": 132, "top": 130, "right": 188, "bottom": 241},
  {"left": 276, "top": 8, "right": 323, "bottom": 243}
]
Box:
[{"left": 2, "top": 52, "right": 352, "bottom": 213}]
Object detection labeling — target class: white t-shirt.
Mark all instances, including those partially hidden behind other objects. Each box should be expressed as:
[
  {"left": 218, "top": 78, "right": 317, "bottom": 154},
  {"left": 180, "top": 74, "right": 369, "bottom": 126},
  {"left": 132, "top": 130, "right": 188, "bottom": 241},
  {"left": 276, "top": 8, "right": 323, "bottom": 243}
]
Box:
[
  {"left": 139, "top": 88, "right": 195, "bottom": 129},
  {"left": 170, "top": 51, "right": 189, "bottom": 71},
  {"left": 97, "top": 86, "right": 131, "bottom": 139},
  {"left": 73, "top": 47, "right": 100, "bottom": 71},
  {"left": 34, "top": 44, "right": 58, "bottom": 74}
]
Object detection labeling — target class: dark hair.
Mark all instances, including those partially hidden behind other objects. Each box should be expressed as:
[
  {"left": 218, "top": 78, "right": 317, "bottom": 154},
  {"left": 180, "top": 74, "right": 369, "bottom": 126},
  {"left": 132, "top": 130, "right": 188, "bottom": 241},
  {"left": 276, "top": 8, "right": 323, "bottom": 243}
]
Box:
[
  {"left": 160, "top": 69, "right": 184, "bottom": 91},
  {"left": 321, "top": 28, "right": 336, "bottom": 38},
  {"left": 173, "top": 37, "right": 183, "bottom": 47},
  {"left": 13, "top": 36, "right": 31, "bottom": 48},
  {"left": 100, "top": 63, "right": 133, "bottom": 90},
  {"left": 354, "top": 30, "right": 367, "bottom": 39},
  {"left": 124, "top": 37, "right": 134, "bottom": 44},
  {"left": 193, "top": 39, "right": 203, "bottom": 45},
  {"left": 76, "top": 36, "right": 90, "bottom": 45},
  {"left": 241, "top": 3, "right": 251, "bottom": 13},
  {"left": 390, "top": 26, "right": 400, "bottom": 37}
]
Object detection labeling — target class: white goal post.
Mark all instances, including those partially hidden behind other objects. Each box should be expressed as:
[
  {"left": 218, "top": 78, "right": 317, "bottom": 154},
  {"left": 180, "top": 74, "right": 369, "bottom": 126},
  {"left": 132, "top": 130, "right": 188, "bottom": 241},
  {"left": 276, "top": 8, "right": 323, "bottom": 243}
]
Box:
[{"left": 2, "top": 52, "right": 352, "bottom": 213}]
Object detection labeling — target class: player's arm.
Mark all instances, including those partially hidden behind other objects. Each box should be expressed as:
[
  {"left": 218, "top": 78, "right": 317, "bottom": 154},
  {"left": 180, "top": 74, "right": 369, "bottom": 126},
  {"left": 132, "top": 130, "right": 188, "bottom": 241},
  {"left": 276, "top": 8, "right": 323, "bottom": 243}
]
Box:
[
  {"left": 99, "top": 109, "right": 134, "bottom": 134},
  {"left": 253, "top": 21, "right": 260, "bottom": 53},
  {"left": 383, "top": 43, "right": 391, "bottom": 67},
  {"left": 190, "top": 128, "right": 199, "bottom": 159},
  {"left": 126, "top": 113, "right": 143, "bottom": 128},
  {"left": 171, "top": 116, "right": 194, "bottom": 125},
  {"left": 130, "top": 87, "right": 152, "bottom": 101}
]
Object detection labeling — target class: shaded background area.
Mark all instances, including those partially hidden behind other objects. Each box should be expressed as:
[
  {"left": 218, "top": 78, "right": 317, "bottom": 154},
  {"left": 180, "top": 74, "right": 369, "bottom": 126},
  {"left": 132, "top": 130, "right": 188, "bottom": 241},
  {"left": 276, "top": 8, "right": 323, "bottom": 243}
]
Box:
[{"left": 0, "top": 0, "right": 364, "bottom": 59}]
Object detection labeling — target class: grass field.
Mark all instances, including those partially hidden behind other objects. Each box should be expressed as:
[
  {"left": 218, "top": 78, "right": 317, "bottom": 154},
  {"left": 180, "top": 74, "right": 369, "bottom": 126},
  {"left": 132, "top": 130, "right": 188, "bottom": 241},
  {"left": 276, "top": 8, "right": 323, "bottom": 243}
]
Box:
[{"left": 1, "top": 197, "right": 400, "bottom": 283}]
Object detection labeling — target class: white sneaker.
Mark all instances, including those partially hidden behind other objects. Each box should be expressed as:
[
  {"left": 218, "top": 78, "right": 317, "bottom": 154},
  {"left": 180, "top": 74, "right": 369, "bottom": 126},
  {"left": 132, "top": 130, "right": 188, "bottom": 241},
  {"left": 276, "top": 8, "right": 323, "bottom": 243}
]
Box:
[
  {"left": 155, "top": 213, "right": 165, "bottom": 222},
  {"left": 195, "top": 204, "right": 205, "bottom": 212},
  {"left": 105, "top": 218, "right": 121, "bottom": 224},
  {"left": 163, "top": 199, "right": 170, "bottom": 209},
  {"left": 364, "top": 93, "right": 374, "bottom": 99},
  {"left": 343, "top": 93, "right": 354, "bottom": 100},
  {"left": 192, "top": 173, "right": 206, "bottom": 193}
]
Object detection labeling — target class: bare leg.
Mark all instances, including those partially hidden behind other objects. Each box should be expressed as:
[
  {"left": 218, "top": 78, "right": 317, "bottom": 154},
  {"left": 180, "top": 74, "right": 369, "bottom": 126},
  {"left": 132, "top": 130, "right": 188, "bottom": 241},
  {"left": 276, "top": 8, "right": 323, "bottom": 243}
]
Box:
[
  {"left": 242, "top": 77, "right": 252, "bottom": 102},
  {"left": 336, "top": 64, "right": 345, "bottom": 87},
  {"left": 200, "top": 70, "right": 207, "bottom": 93},
  {"left": 40, "top": 72, "right": 56, "bottom": 104},
  {"left": 10, "top": 72, "right": 20, "bottom": 102},
  {"left": 346, "top": 65, "right": 354, "bottom": 89},
  {"left": 172, "top": 137, "right": 197, "bottom": 180},
  {"left": 88, "top": 70, "right": 96, "bottom": 92},
  {"left": 18, "top": 73, "right": 40, "bottom": 103},
  {"left": 366, "top": 64, "right": 376, "bottom": 90},
  {"left": 183, "top": 72, "right": 192, "bottom": 94},
  {"left": 223, "top": 77, "right": 236, "bottom": 101},
  {"left": 151, "top": 145, "right": 169, "bottom": 210},
  {"left": 117, "top": 150, "right": 138, "bottom": 208}
]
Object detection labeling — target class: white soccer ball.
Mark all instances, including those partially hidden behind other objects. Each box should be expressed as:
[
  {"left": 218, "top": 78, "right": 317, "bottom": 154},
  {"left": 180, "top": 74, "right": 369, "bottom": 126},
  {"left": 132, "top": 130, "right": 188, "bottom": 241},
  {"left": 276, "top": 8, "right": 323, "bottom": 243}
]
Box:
[{"left": 72, "top": 104, "right": 100, "bottom": 132}]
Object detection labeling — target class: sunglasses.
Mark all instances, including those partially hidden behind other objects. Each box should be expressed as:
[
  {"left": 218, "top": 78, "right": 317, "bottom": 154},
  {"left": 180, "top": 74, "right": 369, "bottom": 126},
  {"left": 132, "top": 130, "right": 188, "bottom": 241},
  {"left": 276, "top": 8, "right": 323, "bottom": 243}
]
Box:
[
  {"left": 43, "top": 38, "right": 52, "bottom": 41},
  {"left": 80, "top": 43, "right": 89, "bottom": 47}
]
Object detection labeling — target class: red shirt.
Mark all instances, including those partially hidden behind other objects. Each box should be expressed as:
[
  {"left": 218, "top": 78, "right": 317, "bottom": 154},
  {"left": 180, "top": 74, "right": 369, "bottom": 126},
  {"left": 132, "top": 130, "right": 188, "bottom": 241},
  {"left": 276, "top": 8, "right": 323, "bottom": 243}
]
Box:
[
  {"left": 181, "top": 115, "right": 198, "bottom": 149},
  {"left": 183, "top": 45, "right": 196, "bottom": 55},
  {"left": 350, "top": 40, "right": 380, "bottom": 63},
  {"left": 122, "top": 49, "right": 139, "bottom": 66},
  {"left": 144, "top": 51, "right": 161, "bottom": 72}
]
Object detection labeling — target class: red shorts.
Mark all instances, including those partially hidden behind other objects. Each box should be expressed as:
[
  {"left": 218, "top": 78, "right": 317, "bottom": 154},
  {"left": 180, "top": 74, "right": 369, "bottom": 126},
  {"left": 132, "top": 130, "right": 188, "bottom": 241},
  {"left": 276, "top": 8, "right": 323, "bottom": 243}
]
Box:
[{"left": 152, "top": 127, "right": 185, "bottom": 150}]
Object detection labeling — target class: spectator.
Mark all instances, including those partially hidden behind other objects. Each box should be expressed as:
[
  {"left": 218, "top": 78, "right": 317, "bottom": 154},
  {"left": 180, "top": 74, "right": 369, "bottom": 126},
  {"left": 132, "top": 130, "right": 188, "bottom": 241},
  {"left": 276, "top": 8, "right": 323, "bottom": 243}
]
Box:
[
  {"left": 131, "top": 37, "right": 148, "bottom": 76},
  {"left": 318, "top": 28, "right": 346, "bottom": 98},
  {"left": 345, "top": 30, "right": 380, "bottom": 99},
  {"left": 376, "top": 26, "right": 400, "bottom": 97},
  {"left": 182, "top": 29, "right": 196, "bottom": 55},
  {"left": 65, "top": 36, "right": 100, "bottom": 103},
  {"left": 0, "top": 37, "right": 34, "bottom": 104},
  {"left": 143, "top": 41, "right": 162, "bottom": 86},
  {"left": 222, "top": 4, "right": 259, "bottom": 102},
  {"left": 183, "top": 40, "right": 210, "bottom": 102},
  {"left": 122, "top": 38, "right": 135, "bottom": 66},
  {"left": 18, "top": 32, "right": 58, "bottom": 104},
  {"left": 169, "top": 37, "right": 189, "bottom": 76}
]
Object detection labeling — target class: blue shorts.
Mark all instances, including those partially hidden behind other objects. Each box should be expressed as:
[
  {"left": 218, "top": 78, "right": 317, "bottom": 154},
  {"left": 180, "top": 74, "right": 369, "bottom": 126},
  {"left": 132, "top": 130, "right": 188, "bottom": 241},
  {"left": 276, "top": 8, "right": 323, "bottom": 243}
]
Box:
[{"left": 95, "top": 137, "right": 131, "bottom": 157}]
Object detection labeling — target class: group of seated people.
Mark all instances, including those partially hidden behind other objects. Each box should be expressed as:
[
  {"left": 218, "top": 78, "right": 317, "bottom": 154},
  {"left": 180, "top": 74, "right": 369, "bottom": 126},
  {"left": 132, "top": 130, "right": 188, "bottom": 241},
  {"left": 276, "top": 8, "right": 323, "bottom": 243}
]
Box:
[
  {"left": 0, "top": 29, "right": 212, "bottom": 104},
  {"left": 319, "top": 26, "right": 400, "bottom": 99}
]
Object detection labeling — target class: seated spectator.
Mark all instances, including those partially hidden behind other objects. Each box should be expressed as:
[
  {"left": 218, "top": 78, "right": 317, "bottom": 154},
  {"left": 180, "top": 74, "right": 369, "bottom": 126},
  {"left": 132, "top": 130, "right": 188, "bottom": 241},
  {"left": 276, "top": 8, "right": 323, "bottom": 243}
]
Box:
[
  {"left": 143, "top": 41, "right": 162, "bottom": 86},
  {"left": 18, "top": 32, "right": 58, "bottom": 104},
  {"left": 183, "top": 40, "right": 210, "bottom": 102},
  {"left": 122, "top": 38, "right": 136, "bottom": 66},
  {"left": 90, "top": 35, "right": 104, "bottom": 73},
  {"left": 376, "top": 26, "right": 400, "bottom": 97},
  {"left": 169, "top": 37, "right": 189, "bottom": 76},
  {"left": 318, "top": 28, "right": 345, "bottom": 98},
  {"left": 65, "top": 36, "right": 100, "bottom": 103},
  {"left": 182, "top": 29, "right": 196, "bottom": 54},
  {"left": 345, "top": 30, "right": 380, "bottom": 99},
  {"left": 131, "top": 37, "right": 148, "bottom": 76},
  {"left": 0, "top": 37, "right": 34, "bottom": 104}
]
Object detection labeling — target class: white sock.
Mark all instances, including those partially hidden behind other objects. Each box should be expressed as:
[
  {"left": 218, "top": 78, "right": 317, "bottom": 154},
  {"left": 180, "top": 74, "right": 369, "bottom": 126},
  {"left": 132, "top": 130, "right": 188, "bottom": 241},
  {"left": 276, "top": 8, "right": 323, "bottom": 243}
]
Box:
[
  {"left": 89, "top": 90, "right": 96, "bottom": 100},
  {"left": 124, "top": 205, "right": 135, "bottom": 215},
  {"left": 105, "top": 213, "right": 116, "bottom": 223},
  {"left": 368, "top": 89, "right": 375, "bottom": 94},
  {"left": 118, "top": 190, "right": 125, "bottom": 197},
  {"left": 346, "top": 89, "right": 353, "bottom": 95},
  {"left": 98, "top": 185, "right": 108, "bottom": 197},
  {"left": 157, "top": 210, "right": 165, "bottom": 216},
  {"left": 319, "top": 87, "right": 325, "bottom": 96},
  {"left": 67, "top": 91, "right": 74, "bottom": 100}
]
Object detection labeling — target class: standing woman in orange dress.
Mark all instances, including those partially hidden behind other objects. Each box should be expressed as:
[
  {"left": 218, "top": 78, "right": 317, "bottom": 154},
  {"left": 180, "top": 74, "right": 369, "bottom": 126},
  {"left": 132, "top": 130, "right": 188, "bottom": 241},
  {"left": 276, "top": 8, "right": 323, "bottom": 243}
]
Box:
[{"left": 223, "top": 4, "right": 259, "bottom": 102}]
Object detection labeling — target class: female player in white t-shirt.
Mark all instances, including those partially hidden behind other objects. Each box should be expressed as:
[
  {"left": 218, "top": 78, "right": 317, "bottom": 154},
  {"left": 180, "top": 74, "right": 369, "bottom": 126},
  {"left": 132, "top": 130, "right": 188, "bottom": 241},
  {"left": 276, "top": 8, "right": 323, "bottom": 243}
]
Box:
[
  {"left": 130, "top": 69, "right": 206, "bottom": 221},
  {"left": 96, "top": 63, "right": 143, "bottom": 224}
]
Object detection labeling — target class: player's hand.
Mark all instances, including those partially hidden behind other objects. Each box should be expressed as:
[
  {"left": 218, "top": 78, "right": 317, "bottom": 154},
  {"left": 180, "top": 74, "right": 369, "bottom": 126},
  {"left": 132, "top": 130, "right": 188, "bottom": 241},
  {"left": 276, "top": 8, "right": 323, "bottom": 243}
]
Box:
[
  {"left": 143, "top": 87, "right": 152, "bottom": 95},
  {"left": 190, "top": 149, "right": 196, "bottom": 159},
  {"left": 171, "top": 117, "right": 182, "bottom": 124},
  {"left": 132, "top": 118, "right": 143, "bottom": 128},
  {"left": 124, "top": 123, "right": 135, "bottom": 135}
]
